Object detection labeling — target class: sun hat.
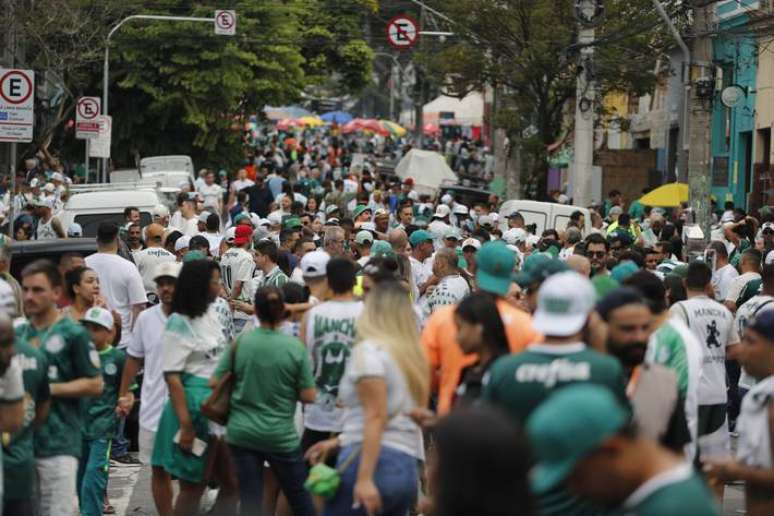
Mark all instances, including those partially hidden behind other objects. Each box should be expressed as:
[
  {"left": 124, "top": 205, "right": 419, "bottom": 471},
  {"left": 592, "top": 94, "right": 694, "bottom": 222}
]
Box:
[
  {"left": 154, "top": 262, "right": 182, "bottom": 282},
  {"left": 352, "top": 205, "right": 372, "bottom": 219},
  {"left": 526, "top": 384, "right": 630, "bottom": 495},
  {"left": 301, "top": 250, "right": 331, "bottom": 279},
  {"left": 80, "top": 307, "right": 115, "bottom": 331},
  {"left": 234, "top": 225, "right": 253, "bottom": 246},
  {"left": 532, "top": 271, "right": 595, "bottom": 337},
  {"left": 475, "top": 241, "right": 516, "bottom": 296}
]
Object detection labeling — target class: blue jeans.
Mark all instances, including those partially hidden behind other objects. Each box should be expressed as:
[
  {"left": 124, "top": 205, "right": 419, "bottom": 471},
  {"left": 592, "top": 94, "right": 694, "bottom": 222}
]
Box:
[
  {"left": 324, "top": 445, "right": 418, "bottom": 516},
  {"left": 111, "top": 417, "right": 129, "bottom": 458},
  {"left": 228, "top": 444, "right": 315, "bottom": 516}
]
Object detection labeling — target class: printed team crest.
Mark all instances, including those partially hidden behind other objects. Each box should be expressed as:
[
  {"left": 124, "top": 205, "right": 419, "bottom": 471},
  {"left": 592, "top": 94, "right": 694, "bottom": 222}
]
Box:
[
  {"left": 104, "top": 362, "right": 117, "bottom": 376},
  {"left": 44, "top": 335, "right": 64, "bottom": 354},
  {"left": 315, "top": 340, "right": 351, "bottom": 410}
]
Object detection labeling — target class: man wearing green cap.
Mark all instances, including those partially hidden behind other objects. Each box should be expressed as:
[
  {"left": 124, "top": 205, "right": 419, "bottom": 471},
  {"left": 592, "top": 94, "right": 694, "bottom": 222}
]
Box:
[
  {"left": 422, "top": 241, "right": 539, "bottom": 414},
  {"left": 527, "top": 384, "right": 720, "bottom": 516},
  {"left": 513, "top": 253, "right": 568, "bottom": 313},
  {"left": 409, "top": 230, "right": 434, "bottom": 298}
]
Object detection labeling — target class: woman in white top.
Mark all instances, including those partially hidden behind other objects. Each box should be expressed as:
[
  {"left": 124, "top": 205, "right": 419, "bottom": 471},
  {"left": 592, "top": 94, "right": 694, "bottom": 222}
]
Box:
[
  {"left": 151, "top": 258, "right": 237, "bottom": 515},
  {"left": 306, "top": 281, "right": 429, "bottom": 516}
]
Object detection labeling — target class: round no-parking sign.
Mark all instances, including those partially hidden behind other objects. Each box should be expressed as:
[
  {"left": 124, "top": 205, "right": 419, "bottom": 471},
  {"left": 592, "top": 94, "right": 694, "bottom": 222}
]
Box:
[
  {"left": 387, "top": 15, "right": 419, "bottom": 50},
  {"left": 0, "top": 68, "right": 35, "bottom": 142}
]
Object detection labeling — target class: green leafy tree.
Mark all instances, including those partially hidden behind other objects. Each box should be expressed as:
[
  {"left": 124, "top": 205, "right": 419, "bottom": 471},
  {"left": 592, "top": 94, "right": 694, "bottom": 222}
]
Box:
[{"left": 423, "top": 0, "right": 683, "bottom": 198}]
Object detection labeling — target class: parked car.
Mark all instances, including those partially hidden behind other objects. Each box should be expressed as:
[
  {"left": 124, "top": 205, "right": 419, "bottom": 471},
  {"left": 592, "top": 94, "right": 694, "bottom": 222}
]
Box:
[
  {"left": 440, "top": 185, "right": 493, "bottom": 209},
  {"left": 498, "top": 200, "right": 591, "bottom": 235},
  {"left": 59, "top": 189, "right": 161, "bottom": 237},
  {"left": 139, "top": 155, "right": 195, "bottom": 188},
  {"left": 10, "top": 238, "right": 97, "bottom": 280}
]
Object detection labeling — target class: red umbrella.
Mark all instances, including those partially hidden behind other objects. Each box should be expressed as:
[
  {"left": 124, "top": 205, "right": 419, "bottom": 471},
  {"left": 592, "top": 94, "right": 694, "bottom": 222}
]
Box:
[
  {"left": 360, "top": 118, "right": 390, "bottom": 136},
  {"left": 424, "top": 123, "right": 440, "bottom": 136},
  {"left": 276, "top": 118, "right": 298, "bottom": 131},
  {"left": 341, "top": 120, "right": 361, "bottom": 134}
]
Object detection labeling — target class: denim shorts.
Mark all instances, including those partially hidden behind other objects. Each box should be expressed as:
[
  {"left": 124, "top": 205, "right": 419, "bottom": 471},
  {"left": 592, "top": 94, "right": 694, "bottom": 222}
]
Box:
[{"left": 324, "top": 444, "right": 418, "bottom": 516}]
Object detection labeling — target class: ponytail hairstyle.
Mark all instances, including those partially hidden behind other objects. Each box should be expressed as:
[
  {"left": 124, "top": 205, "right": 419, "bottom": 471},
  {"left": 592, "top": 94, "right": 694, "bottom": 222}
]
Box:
[{"left": 254, "top": 286, "right": 286, "bottom": 328}]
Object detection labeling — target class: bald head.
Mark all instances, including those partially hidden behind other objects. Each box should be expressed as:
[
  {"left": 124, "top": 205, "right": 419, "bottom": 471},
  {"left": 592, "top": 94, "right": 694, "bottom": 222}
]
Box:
[
  {"left": 388, "top": 229, "right": 409, "bottom": 255},
  {"left": 566, "top": 255, "right": 591, "bottom": 278}
]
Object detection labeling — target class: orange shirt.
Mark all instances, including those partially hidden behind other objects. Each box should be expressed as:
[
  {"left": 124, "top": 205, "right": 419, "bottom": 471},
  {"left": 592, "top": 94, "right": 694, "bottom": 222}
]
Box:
[{"left": 421, "top": 300, "right": 540, "bottom": 415}]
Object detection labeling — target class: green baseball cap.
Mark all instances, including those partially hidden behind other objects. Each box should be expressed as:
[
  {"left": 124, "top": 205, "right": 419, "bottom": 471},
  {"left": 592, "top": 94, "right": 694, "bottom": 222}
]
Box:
[
  {"left": 370, "top": 240, "right": 395, "bottom": 259},
  {"left": 591, "top": 275, "right": 620, "bottom": 300},
  {"left": 476, "top": 241, "right": 515, "bottom": 296},
  {"left": 526, "top": 384, "right": 630, "bottom": 495},
  {"left": 513, "top": 253, "right": 568, "bottom": 288},
  {"left": 233, "top": 213, "right": 251, "bottom": 225},
  {"left": 182, "top": 250, "right": 207, "bottom": 263},
  {"left": 352, "top": 205, "right": 371, "bottom": 219},
  {"left": 283, "top": 216, "right": 303, "bottom": 230},
  {"left": 610, "top": 260, "right": 639, "bottom": 283},
  {"left": 409, "top": 229, "right": 433, "bottom": 248}
]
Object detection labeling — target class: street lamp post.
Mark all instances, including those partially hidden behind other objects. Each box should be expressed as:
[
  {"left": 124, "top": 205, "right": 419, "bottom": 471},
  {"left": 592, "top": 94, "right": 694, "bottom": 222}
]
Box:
[
  {"left": 374, "top": 52, "right": 403, "bottom": 121},
  {"left": 101, "top": 14, "right": 216, "bottom": 182}
]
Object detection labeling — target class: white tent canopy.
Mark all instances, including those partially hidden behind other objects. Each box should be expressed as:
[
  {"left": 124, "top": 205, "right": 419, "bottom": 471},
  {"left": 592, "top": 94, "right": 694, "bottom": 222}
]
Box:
[
  {"left": 400, "top": 92, "right": 485, "bottom": 127},
  {"left": 395, "top": 150, "right": 457, "bottom": 195}
]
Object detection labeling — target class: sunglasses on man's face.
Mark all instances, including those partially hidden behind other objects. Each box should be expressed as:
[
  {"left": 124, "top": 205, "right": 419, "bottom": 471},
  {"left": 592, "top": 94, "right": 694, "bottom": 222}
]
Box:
[{"left": 588, "top": 251, "right": 607, "bottom": 258}]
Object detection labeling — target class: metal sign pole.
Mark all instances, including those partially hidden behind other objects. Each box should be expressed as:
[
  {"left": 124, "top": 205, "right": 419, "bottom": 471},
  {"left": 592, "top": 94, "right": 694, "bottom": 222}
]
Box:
[{"left": 7, "top": 143, "right": 16, "bottom": 240}]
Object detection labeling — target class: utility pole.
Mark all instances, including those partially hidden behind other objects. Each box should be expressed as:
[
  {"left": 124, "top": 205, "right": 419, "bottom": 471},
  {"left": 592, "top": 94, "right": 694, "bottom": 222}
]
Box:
[
  {"left": 413, "top": 4, "right": 425, "bottom": 148},
  {"left": 687, "top": 3, "right": 714, "bottom": 243},
  {"left": 570, "top": 1, "right": 604, "bottom": 206}
]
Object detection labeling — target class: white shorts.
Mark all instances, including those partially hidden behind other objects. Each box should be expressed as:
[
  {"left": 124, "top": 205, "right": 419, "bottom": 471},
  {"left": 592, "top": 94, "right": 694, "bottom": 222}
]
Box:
[
  {"left": 138, "top": 427, "right": 156, "bottom": 466},
  {"left": 36, "top": 455, "right": 78, "bottom": 516}
]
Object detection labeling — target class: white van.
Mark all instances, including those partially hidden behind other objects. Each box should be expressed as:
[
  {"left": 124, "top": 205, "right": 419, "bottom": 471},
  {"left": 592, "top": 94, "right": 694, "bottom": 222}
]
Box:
[
  {"left": 59, "top": 189, "right": 162, "bottom": 237},
  {"left": 498, "top": 200, "right": 591, "bottom": 235},
  {"left": 139, "top": 155, "right": 195, "bottom": 188}
]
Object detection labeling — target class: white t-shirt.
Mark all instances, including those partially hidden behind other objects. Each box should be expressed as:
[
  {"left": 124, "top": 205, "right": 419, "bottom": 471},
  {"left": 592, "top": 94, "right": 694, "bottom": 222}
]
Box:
[
  {"left": 338, "top": 340, "right": 423, "bottom": 459},
  {"left": 420, "top": 274, "right": 470, "bottom": 320},
  {"left": 134, "top": 247, "right": 176, "bottom": 294},
  {"left": 85, "top": 252, "right": 148, "bottom": 348},
  {"left": 711, "top": 264, "right": 738, "bottom": 301},
  {"left": 409, "top": 256, "right": 431, "bottom": 295},
  {"left": 179, "top": 216, "right": 199, "bottom": 237},
  {"left": 203, "top": 232, "right": 223, "bottom": 257},
  {"left": 220, "top": 247, "right": 255, "bottom": 320},
  {"left": 198, "top": 183, "right": 223, "bottom": 211},
  {"left": 736, "top": 375, "right": 773, "bottom": 468},
  {"left": 231, "top": 179, "right": 254, "bottom": 193},
  {"left": 127, "top": 304, "right": 169, "bottom": 432},
  {"left": 161, "top": 311, "right": 227, "bottom": 379},
  {"left": 670, "top": 296, "right": 739, "bottom": 405},
  {"left": 303, "top": 300, "right": 364, "bottom": 433},
  {"left": 725, "top": 271, "right": 761, "bottom": 304},
  {"left": 733, "top": 294, "right": 774, "bottom": 388}
]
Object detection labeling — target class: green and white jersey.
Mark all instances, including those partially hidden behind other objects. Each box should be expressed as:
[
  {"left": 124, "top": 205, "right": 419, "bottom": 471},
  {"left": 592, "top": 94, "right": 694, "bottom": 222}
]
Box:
[
  {"left": 258, "top": 265, "right": 289, "bottom": 289},
  {"left": 646, "top": 317, "right": 702, "bottom": 458},
  {"left": 220, "top": 247, "right": 255, "bottom": 321},
  {"left": 483, "top": 343, "right": 627, "bottom": 425},
  {"left": 733, "top": 294, "right": 774, "bottom": 389},
  {"left": 618, "top": 463, "right": 719, "bottom": 516},
  {"left": 302, "top": 300, "right": 363, "bottom": 432},
  {"left": 16, "top": 317, "right": 101, "bottom": 459},
  {"left": 161, "top": 311, "right": 227, "bottom": 379},
  {"left": 2, "top": 339, "right": 49, "bottom": 502},
  {"left": 82, "top": 346, "right": 126, "bottom": 441}
]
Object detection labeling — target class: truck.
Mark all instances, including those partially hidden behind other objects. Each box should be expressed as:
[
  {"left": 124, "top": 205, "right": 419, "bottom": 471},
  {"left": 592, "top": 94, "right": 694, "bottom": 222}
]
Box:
[{"left": 498, "top": 200, "right": 592, "bottom": 235}]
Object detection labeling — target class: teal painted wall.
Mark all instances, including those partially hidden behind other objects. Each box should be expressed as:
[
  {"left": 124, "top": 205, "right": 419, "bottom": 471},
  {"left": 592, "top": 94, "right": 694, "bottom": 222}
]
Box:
[{"left": 711, "top": 13, "right": 757, "bottom": 209}]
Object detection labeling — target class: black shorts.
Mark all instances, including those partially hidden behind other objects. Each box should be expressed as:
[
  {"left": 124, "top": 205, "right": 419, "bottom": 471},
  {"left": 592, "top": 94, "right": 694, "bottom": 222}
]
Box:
[
  {"left": 301, "top": 429, "right": 339, "bottom": 467},
  {"left": 697, "top": 404, "right": 727, "bottom": 437}
]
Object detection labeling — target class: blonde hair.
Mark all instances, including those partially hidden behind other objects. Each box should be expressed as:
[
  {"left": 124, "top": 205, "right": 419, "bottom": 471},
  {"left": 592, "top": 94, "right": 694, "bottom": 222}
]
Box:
[{"left": 356, "top": 281, "right": 429, "bottom": 406}]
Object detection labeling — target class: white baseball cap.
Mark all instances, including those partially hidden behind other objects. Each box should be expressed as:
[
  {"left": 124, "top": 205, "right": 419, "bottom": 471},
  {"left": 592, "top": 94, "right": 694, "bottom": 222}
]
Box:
[
  {"left": 174, "top": 235, "right": 191, "bottom": 252},
  {"left": 225, "top": 227, "right": 237, "bottom": 244},
  {"left": 81, "top": 307, "right": 114, "bottom": 331},
  {"left": 51, "top": 172, "right": 64, "bottom": 182},
  {"left": 478, "top": 214, "right": 494, "bottom": 227},
  {"left": 532, "top": 272, "right": 595, "bottom": 337},
  {"left": 441, "top": 194, "right": 453, "bottom": 205},
  {"left": 360, "top": 222, "right": 376, "bottom": 232},
  {"left": 267, "top": 211, "right": 283, "bottom": 226},
  {"left": 762, "top": 222, "right": 774, "bottom": 232},
  {"left": 461, "top": 238, "right": 481, "bottom": 251},
  {"left": 32, "top": 196, "right": 55, "bottom": 209},
  {"left": 154, "top": 262, "right": 182, "bottom": 281},
  {"left": 301, "top": 250, "right": 330, "bottom": 278},
  {"left": 198, "top": 211, "right": 211, "bottom": 224},
  {"left": 434, "top": 204, "right": 451, "bottom": 219},
  {"left": 152, "top": 204, "right": 170, "bottom": 218},
  {"left": 503, "top": 228, "right": 528, "bottom": 245},
  {"left": 67, "top": 223, "right": 83, "bottom": 238},
  {"left": 452, "top": 205, "right": 469, "bottom": 215}
]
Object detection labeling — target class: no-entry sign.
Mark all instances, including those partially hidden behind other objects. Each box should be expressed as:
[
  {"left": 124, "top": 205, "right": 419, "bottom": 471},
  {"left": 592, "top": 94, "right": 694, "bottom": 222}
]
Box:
[
  {"left": 387, "top": 15, "right": 419, "bottom": 50},
  {"left": 76, "top": 96, "right": 101, "bottom": 139},
  {"left": 214, "top": 10, "right": 236, "bottom": 36},
  {"left": 0, "top": 68, "right": 35, "bottom": 143}
]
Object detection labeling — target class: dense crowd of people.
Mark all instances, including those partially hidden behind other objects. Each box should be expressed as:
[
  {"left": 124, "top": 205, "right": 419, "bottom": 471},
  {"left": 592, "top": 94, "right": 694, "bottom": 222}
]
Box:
[{"left": 0, "top": 134, "right": 772, "bottom": 516}]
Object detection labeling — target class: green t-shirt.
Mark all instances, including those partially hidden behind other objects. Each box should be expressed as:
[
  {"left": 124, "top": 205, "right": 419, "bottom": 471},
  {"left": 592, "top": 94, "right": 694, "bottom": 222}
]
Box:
[
  {"left": 16, "top": 317, "right": 102, "bottom": 459},
  {"left": 3, "top": 339, "right": 49, "bottom": 501},
  {"left": 82, "top": 346, "right": 126, "bottom": 441},
  {"left": 483, "top": 343, "right": 627, "bottom": 425},
  {"left": 484, "top": 343, "right": 627, "bottom": 516},
  {"left": 215, "top": 327, "right": 314, "bottom": 453},
  {"left": 616, "top": 465, "right": 720, "bottom": 516}
]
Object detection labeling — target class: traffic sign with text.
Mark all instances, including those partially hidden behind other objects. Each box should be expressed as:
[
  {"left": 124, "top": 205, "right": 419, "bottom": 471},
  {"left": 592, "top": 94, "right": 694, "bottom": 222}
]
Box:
[
  {"left": 76, "top": 96, "right": 101, "bottom": 139},
  {"left": 89, "top": 115, "right": 112, "bottom": 158},
  {"left": 214, "top": 10, "right": 236, "bottom": 36},
  {"left": 387, "top": 15, "right": 419, "bottom": 50},
  {"left": 0, "top": 68, "right": 35, "bottom": 142}
]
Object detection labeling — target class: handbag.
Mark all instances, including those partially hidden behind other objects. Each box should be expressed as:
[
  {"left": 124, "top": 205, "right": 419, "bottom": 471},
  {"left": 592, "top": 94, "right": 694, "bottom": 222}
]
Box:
[
  {"left": 304, "top": 444, "right": 361, "bottom": 499},
  {"left": 200, "top": 341, "right": 237, "bottom": 426}
]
